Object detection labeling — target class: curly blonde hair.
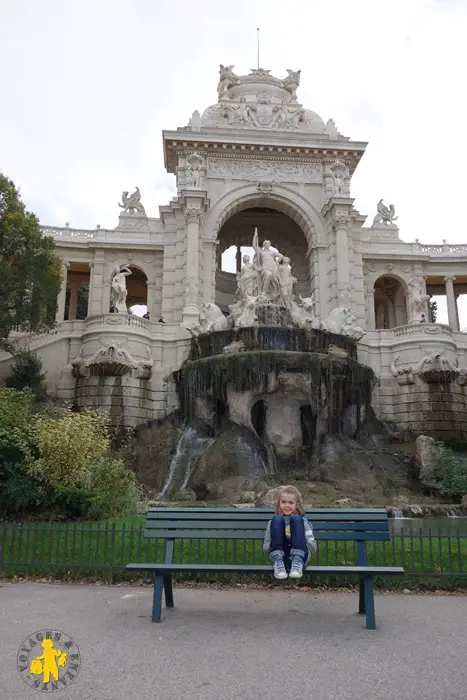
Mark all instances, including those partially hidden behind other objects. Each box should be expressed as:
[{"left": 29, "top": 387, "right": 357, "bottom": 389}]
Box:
[{"left": 275, "top": 485, "right": 305, "bottom": 515}]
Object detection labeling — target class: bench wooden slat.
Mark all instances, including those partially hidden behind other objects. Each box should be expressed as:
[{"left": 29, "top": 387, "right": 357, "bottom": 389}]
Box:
[
  {"left": 147, "top": 507, "right": 387, "bottom": 514},
  {"left": 126, "top": 562, "right": 404, "bottom": 575},
  {"left": 146, "top": 510, "right": 389, "bottom": 522},
  {"left": 144, "top": 520, "right": 389, "bottom": 532},
  {"left": 143, "top": 529, "right": 391, "bottom": 541}
]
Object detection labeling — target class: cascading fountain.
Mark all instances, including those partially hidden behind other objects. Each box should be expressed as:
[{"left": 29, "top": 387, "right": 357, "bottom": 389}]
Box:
[{"left": 166, "top": 228, "right": 375, "bottom": 499}]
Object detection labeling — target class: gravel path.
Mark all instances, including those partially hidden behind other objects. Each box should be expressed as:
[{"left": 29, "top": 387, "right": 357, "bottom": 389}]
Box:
[{"left": 1, "top": 582, "right": 466, "bottom": 700}]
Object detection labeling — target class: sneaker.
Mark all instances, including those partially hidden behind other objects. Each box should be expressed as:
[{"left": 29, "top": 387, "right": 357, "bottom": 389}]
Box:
[
  {"left": 271, "top": 552, "right": 288, "bottom": 580},
  {"left": 289, "top": 554, "right": 304, "bottom": 579}
]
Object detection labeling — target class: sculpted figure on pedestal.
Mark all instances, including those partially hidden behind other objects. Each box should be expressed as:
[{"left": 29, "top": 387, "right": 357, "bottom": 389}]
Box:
[
  {"left": 110, "top": 265, "right": 132, "bottom": 312},
  {"left": 236, "top": 254, "right": 258, "bottom": 299},
  {"left": 118, "top": 187, "right": 146, "bottom": 215},
  {"left": 278, "top": 257, "right": 296, "bottom": 308},
  {"left": 282, "top": 69, "right": 301, "bottom": 101},
  {"left": 330, "top": 160, "right": 348, "bottom": 196},
  {"left": 372, "top": 199, "right": 398, "bottom": 226},
  {"left": 408, "top": 278, "right": 430, "bottom": 322},
  {"left": 185, "top": 153, "right": 205, "bottom": 188},
  {"left": 252, "top": 228, "right": 284, "bottom": 302},
  {"left": 217, "top": 64, "right": 239, "bottom": 99}
]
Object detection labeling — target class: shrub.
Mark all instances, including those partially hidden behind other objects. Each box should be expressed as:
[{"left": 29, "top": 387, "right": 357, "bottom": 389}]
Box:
[
  {"left": 0, "top": 387, "right": 35, "bottom": 463},
  {"left": 29, "top": 410, "right": 109, "bottom": 487},
  {"left": 5, "top": 350, "right": 47, "bottom": 400},
  {"left": 420, "top": 442, "right": 467, "bottom": 500},
  {"left": 86, "top": 457, "right": 144, "bottom": 519},
  {"left": 0, "top": 462, "right": 43, "bottom": 518}
]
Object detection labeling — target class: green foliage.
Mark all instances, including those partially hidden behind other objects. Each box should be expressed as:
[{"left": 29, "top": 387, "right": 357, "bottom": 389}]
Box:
[
  {"left": 0, "top": 387, "right": 35, "bottom": 463},
  {"left": 65, "top": 283, "right": 89, "bottom": 320},
  {"left": 0, "top": 462, "right": 43, "bottom": 517},
  {"left": 85, "top": 457, "right": 143, "bottom": 519},
  {"left": 0, "top": 387, "right": 143, "bottom": 520},
  {"left": 5, "top": 350, "right": 47, "bottom": 399},
  {"left": 0, "top": 173, "right": 62, "bottom": 343},
  {"left": 420, "top": 442, "right": 467, "bottom": 499},
  {"left": 30, "top": 410, "right": 110, "bottom": 487}
]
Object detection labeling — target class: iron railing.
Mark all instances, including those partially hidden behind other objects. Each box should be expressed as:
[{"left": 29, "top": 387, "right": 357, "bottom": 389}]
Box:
[{"left": 0, "top": 520, "right": 465, "bottom": 588}]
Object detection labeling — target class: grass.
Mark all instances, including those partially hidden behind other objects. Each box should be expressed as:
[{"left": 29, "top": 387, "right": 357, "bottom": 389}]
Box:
[{"left": 0, "top": 516, "right": 466, "bottom": 590}]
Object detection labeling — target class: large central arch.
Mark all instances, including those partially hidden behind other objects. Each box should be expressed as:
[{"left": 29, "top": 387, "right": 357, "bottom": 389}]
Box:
[{"left": 203, "top": 182, "right": 326, "bottom": 248}]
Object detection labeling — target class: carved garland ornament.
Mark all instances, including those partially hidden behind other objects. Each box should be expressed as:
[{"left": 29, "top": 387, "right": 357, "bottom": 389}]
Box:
[{"left": 207, "top": 157, "right": 322, "bottom": 183}]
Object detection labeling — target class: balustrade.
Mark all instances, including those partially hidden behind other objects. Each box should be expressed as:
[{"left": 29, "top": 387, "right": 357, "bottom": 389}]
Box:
[
  {"left": 84, "top": 314, "right": 151, "bottom": 332},
  {"left": 392, "top": 323, "right": 452, "bottom": 339}
]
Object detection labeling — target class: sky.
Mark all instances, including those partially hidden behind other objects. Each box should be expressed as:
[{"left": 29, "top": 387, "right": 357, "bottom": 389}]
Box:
[{"left": 1, "top": 0, "right": 467, "bottom": 322}]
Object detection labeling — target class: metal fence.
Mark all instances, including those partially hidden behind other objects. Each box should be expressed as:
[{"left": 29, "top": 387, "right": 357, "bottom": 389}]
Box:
[{"left": 0, "top": 520, "right": 466, "bottom": 588}]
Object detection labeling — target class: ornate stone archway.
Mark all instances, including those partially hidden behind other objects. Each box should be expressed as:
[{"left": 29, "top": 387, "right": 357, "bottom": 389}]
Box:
[
  {"left": 202, "top": 183, "right": 327, "bottom": 311},
  {"left": 204, "top": 182, "right": 325, "bottom": 247}
]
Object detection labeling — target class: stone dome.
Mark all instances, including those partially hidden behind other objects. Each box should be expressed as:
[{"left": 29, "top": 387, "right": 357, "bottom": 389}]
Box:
[{"left": 196, "top": 66, "right": 329, "bottom": 135}]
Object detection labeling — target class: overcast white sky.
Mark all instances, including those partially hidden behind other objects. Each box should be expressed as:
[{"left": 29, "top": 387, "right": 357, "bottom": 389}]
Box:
[{"left": 1, "top": 0, "right": 467, "bottom": 322}]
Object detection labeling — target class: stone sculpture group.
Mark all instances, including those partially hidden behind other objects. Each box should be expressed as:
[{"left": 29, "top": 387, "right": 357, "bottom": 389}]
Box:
[
  {"left": 372, "top": 199, "right": 398, "bottom": 227},
  {"left": 118, "top": 187, "right": 146, "bottom": 215},
  {"left": 189, "top": 228, "right": 364, "bottom": 340}
]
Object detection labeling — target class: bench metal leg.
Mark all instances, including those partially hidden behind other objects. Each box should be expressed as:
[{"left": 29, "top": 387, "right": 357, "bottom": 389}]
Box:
[
  {"left": 152, "top": 574, "right": 164, "bottom": 623},
  {"left": 358, "top": 578, "right": 365, "bottom": 614},
  {"left": 363, "top": 576, "right": 376, "bottom": 630},
  {"left": 163, "top": 575, "right": 174, "bottom": 608}
]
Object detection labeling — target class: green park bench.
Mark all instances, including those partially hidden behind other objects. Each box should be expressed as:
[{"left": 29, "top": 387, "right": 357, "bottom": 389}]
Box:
[{"left": 126, "top": 507, "right": 404, "bottom": 630}]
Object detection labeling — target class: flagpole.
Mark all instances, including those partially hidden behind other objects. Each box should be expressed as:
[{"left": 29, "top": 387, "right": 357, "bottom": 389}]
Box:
[{"left": 257, "top": 27, "right": 260, "bottom": 69}]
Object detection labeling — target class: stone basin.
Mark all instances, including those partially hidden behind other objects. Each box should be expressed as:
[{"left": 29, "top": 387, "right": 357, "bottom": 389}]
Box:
[{"left": 193, "top": 326, "right": 357, "bottom": 360}]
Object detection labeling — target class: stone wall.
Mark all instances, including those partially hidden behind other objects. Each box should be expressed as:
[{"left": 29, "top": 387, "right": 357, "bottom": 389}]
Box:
[
  {"left": 377, "top": 377, "right": 467, "bottom": 439},
  {"left": 74, "top": 371, "right": 180, "bottom": 429}
]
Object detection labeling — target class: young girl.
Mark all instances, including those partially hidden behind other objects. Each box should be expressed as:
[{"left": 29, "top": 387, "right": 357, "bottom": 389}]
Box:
[{"left": 263, "top": 485, "right": 317, "bottom": 580}]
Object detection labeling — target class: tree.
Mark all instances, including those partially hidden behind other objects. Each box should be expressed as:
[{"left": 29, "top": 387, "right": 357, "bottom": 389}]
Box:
[
  {"left": 5, "top": 349, "right": 47, "bottom": 400},
  {"left": 0, "top": 174, "right": 62, "bottom": 346}
]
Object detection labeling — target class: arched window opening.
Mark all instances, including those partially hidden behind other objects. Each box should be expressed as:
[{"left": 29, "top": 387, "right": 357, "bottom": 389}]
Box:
[{"left": 373, "top": 276, "right": 407, "bottom": 329}]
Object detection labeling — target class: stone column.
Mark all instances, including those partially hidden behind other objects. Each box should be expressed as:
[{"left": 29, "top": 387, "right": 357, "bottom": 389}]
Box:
[
  {"left": 68, "top": 281, "right": 79, "bottom": 321},
  {"left": 316, "top": 245, "right": 328, "bottom": 320},
  {"left": 55, "top": 261, "right": 69, "bottom": 323},
  {"left": 87, "top": 262, "right": 94, "bottom": 318},
  {"left": 444, "top": 276, "right": 459, "bottom": 330},
  {"left": 236, "top": 245, "right": 242, "bottom": 273},
  {"left": 367, "top": 289, "right": 376, "bottom": 330},
  {"left": 146, "top": 281, "right": 156, "bottom": 319},
  {"left": 202, "top": 239, "right": 219, "bottom": 305},
  {"left": 333, "top": 216, "right": 351, "bottom": 305},
  {"left": 183, "top": 210, "right": 202, "bottom": 325}
]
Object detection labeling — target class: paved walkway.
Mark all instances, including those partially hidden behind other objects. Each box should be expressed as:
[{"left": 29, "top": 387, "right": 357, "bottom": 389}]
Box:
[{"left": 1, "top": 582, "right": 466, "bottom": 700}]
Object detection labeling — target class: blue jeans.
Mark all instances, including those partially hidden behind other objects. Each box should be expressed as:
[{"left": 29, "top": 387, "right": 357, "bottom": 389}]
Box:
[{"left": 269, "top": 514, "right": 309, "bottom": 570}]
